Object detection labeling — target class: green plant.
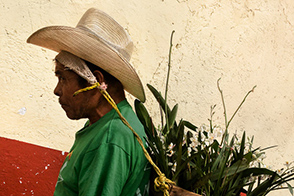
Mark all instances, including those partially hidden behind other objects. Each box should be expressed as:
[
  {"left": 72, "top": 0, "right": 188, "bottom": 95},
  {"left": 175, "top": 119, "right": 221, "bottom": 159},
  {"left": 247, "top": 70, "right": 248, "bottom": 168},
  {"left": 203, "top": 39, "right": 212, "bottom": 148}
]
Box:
[{"left": 134, "top": 31, "right": 294, "bottom": 196}]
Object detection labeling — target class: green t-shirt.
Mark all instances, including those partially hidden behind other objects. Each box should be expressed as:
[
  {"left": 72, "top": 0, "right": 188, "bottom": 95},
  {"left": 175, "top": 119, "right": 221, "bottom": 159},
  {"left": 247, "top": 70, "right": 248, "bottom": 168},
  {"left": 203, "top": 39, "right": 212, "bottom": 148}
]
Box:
[{"left": 54, "top": 100, "right": 151, "bottom": 196}]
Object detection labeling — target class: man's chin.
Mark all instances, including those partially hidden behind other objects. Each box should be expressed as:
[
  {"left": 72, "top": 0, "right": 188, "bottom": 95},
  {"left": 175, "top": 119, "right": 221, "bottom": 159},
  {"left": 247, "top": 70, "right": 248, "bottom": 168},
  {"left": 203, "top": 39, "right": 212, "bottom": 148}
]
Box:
[{"left": 65, "top": 113, "right": 81, "bottom": 120}]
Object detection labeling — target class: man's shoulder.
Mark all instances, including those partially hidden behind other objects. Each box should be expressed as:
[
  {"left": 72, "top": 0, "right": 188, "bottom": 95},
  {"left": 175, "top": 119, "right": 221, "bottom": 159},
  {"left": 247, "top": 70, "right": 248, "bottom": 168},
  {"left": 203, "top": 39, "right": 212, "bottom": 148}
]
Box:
[
  {"left": 107, "top": 113, "right": 143, "bottom": 142},
  {"left": 84, "top": 100, "right": 146, "bottom": 152},
  {"left": 106, "top": 102, "right": 146, "bottom": 148}
]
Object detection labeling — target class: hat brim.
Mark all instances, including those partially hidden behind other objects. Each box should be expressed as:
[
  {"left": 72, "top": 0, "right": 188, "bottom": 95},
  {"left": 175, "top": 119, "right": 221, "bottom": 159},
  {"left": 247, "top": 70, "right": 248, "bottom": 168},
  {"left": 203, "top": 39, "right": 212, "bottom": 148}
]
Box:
[{"left": 27, "top": 26, "right": 145, "bottom": 102}]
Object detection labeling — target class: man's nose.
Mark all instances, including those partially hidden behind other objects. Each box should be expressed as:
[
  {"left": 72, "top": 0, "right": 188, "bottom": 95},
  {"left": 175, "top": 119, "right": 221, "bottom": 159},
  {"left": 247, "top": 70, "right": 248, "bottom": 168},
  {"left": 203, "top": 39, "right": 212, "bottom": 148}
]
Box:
[{"left": 54, "top": 83, "right": 61, "bottom": 96}]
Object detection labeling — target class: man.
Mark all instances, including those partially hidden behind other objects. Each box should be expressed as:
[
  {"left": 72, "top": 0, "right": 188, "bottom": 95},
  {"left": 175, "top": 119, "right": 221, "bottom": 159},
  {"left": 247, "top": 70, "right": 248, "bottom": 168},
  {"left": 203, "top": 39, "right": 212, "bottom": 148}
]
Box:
[{"left": 27, "top": 8, "right": 150, "bottom": 196}]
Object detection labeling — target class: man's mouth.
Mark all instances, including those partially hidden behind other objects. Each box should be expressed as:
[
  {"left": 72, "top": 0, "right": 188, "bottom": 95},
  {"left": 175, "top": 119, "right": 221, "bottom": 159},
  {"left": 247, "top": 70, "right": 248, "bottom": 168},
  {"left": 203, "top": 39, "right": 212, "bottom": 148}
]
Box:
[
  {"left": 60, "top": 104, "right": 69, "bottom": 111},
  {"left": 59, "top": 100, "right": 67, "bottom": 107}
]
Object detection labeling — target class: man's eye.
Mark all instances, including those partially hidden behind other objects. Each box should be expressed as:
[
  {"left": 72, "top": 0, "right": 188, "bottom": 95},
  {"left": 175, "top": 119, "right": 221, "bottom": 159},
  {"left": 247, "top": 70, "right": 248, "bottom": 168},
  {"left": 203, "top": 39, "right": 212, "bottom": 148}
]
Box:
[{"left": 58, "top": 76, "right": 66, "bottom": 81}]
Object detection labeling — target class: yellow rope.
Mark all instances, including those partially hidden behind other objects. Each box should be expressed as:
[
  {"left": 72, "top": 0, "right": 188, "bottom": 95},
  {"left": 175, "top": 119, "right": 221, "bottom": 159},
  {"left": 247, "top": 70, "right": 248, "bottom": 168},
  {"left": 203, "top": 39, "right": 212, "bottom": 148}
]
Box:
[
  {"left": 74, "top": 82, "right": 175, "bottom": 196},
  {"left": 73, "top": 83, "right": 100, "bottom": 96}
]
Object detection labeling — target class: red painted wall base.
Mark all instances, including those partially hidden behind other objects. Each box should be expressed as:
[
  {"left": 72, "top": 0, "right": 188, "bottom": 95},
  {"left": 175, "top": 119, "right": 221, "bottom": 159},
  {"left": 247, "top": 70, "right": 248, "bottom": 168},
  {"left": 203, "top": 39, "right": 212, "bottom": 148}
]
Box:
[{"left": 0, "top": 137, "right": 68, "bottom": 196}]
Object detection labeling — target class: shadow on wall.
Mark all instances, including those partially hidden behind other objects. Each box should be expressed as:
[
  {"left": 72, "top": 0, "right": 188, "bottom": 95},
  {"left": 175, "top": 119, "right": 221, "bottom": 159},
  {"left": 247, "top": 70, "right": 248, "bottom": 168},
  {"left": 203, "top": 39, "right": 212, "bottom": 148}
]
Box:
[{"left": 0, "top": 137, "right": 68, "bottom": 195}]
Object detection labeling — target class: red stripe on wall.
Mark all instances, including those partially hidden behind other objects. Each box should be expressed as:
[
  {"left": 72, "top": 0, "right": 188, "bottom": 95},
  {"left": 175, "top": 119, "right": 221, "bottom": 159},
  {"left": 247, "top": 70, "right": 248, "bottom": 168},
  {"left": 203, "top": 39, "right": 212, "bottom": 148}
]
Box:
[{"left": 0, "top": 137, "right": 68, "bottom": 195}]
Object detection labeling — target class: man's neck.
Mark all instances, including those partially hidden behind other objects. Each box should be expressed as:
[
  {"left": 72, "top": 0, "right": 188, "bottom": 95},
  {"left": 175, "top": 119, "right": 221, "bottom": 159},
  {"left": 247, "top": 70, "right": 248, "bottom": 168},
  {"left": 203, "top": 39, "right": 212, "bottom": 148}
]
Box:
[{"left": 88, "top": 96, "right": 125, "bottom": 125}]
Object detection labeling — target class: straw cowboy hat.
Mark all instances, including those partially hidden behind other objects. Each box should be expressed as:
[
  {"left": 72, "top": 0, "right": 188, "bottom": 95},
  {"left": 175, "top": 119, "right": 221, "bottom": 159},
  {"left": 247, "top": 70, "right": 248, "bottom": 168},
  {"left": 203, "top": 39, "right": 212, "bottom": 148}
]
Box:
[{"left": 27, "top": 8, "right": 145, "bottom": 102}]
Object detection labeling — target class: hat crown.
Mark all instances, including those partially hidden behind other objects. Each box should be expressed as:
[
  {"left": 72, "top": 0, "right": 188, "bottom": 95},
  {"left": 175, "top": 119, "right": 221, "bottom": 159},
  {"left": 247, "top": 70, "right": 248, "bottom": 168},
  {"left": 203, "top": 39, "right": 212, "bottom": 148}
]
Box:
[{"left": 76, "top": 8, "right": 133, "bottom": 61}]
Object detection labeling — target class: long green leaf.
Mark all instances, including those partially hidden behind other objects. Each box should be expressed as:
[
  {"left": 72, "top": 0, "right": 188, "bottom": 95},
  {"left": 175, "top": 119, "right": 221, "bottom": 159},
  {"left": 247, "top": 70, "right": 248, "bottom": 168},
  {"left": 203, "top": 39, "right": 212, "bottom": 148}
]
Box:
[
  {"left": 172, "top": 152, "right": 201, "bottom": 182},
  {"left": 248, "top": 173, "right": 277, "bottom": 196},
  {"left": 173, "top": 120, "right": 184, "bottom": 181},
  {"left": 215, "top": 136, "right": 235, "bottom": 194},
  {"left": 238, "top": 132, "right": 246, "bottom": 160},
  {"left": 134, "top": 99, "right": 153, "bottom": 134},
  {"left": 162, "top": 104, "right": 178, "bottom": 135},
  {"left": 147, "top": 84, "right": 171, "bottom": 115},
  {"left": 210, "top": 159, "right": 248, "bottom": 181},
  {"left": 134, "top": 99, "right": 168, "bottom": 175},
  {"left": 240, "top": 168, "right": 276, "bottom": 178},
  {"left": 226, "top": 174, "right": 243, "bottom": 195},
  {"left": 183, "top": 120, "right": 197, "bottom": 132}
]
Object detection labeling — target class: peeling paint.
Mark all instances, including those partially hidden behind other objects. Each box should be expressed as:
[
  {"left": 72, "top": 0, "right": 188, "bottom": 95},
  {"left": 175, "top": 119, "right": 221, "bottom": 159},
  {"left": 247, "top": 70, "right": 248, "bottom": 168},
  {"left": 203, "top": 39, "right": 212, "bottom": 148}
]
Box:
[
  {"left": 0, "top": 137, "right": 68, "bottom": 195},
  {"left": 17, "top": 107, "right": 27, "bottom": 115}
]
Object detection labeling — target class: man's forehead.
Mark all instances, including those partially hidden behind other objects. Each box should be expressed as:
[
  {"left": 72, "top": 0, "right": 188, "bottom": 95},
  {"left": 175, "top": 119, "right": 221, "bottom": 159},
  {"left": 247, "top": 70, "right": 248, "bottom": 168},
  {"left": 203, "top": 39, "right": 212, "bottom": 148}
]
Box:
[{"left": 54, "top": 62, "right": 69, "bottom": 74}]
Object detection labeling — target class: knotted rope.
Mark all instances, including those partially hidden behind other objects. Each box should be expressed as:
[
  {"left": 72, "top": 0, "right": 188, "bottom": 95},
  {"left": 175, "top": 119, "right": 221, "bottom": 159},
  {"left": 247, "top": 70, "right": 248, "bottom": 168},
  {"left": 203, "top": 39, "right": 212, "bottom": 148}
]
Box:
[{"left": 74, "top": 82, "right": 175, "bottom": 196}]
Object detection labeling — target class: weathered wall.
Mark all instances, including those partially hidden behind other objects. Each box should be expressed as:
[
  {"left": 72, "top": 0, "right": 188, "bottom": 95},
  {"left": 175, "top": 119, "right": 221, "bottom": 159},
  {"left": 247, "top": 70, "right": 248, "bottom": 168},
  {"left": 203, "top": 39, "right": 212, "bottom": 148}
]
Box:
[{"left": 0, "top": 0, "right": 294, "bottom": 195}]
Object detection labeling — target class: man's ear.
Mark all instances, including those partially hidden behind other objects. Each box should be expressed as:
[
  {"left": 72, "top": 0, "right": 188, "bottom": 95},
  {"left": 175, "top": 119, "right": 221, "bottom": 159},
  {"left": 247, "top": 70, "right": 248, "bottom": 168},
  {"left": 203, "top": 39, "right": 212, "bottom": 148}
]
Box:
[{"left": 92, "top": 70, "right": 105, "bottom": 84}]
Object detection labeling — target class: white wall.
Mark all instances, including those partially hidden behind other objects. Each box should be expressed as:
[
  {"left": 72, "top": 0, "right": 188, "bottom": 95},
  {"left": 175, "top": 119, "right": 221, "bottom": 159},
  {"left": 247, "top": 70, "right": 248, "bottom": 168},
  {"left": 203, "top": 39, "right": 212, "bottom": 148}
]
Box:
[{"left": 1, "top": 1, "right": 294, "bottom": 194}]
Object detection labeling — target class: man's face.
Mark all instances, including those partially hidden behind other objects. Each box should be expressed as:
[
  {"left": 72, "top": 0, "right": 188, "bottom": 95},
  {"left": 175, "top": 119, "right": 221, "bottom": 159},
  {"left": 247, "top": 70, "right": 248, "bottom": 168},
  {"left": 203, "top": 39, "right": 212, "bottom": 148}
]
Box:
[{"left": 54, "top": 62, "right": 95, "bottom": 120}]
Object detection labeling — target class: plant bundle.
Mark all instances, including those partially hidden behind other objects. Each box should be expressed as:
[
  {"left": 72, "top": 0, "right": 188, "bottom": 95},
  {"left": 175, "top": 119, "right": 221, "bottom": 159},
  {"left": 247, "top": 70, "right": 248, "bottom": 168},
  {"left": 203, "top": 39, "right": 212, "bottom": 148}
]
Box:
[{"left": 135, "top": 31, "right": 294, "bottom": 196}]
